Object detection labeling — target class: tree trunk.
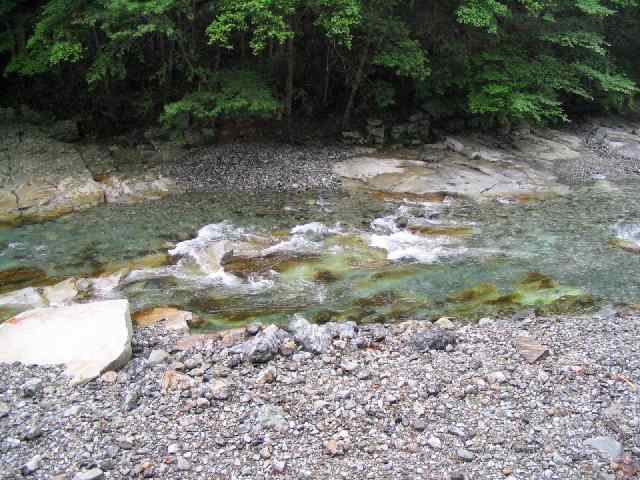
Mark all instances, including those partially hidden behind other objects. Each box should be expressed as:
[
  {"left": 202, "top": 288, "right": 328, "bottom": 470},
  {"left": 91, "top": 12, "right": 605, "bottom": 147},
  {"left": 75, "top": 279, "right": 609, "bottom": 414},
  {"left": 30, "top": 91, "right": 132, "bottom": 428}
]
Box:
[
  {"left": 322, "top": 44, "right": 331, "bottom": 108},
  {"left": 285, "top": 34, "right": 295, "bottom": 140},
  {"left": 342, "top": 39, "right": 370, "bottom": 129}
]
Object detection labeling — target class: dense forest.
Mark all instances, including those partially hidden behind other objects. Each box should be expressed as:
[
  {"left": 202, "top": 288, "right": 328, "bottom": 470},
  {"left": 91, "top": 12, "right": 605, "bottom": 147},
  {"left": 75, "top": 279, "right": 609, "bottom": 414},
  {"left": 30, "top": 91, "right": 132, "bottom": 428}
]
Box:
[{"left": 1, "top": 0, "right": 639, "bottom": 137}]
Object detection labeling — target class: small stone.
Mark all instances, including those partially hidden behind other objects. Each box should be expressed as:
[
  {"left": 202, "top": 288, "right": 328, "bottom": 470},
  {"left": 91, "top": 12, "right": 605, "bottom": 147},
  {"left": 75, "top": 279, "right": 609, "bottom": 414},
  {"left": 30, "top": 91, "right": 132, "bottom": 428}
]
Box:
[
  {"left": 22, "top": 424, "right": 43, "bottom": 441},
  {"left": 176, "top": 457, "right": 191, "bottom": 471},
  {"left": 168, "top": 443, "right": 181, "bottom": 454},
  {"left": 325, "top": 439, "right": 343, "bottom": 456},
  {"left": 427, "top": 436, "right": 442, "bottom": 449},
  {"left": 122, "top": 390, "right": 139, "bottom": 411},
  {"left": 412, "top": 418, "right": 427, "bottom": 432},
  {"left": 100, "top": 371, "right": 118, "bottom": 383},
  {"left": 72, "top": 468, "right": 104, "bottom": 480},
  {"left": 478, "top": 317, "right": 494, "bottom": 327},
  {"left": 63, "top": 405, "right": 81, "bottom": 417},
  {"left": 149, "top": 349, "right": 169, "bottom": 365},
  {"left": 272, "top": 460, "right": 286, "bottom": 474},
  {"left": 395, "top": 217, "right": 409, "bottom": 229},
  {"left": 246, "top": 323, "right": 262, "bottom": 336},
  {"left": 21, "top": 378, "right": 43, "bottom": 398},
  {"left": 196, "top": 397, "right": 210, "bottom": 409},
  {"left": 457, "top": 448, "right": 475, "bottom": 462},
  {"left": 413, "top": 328, "right": 456, "bottom": 352},
  {"left": 210, "top": 380, "right": 230, "bottom": 400},
  {"left": 340, "top": 360, "right": 358, "bottom": 373},
  {"left": 257, "top": 367, "right": 277, "bottom": 384},
  {"left": 585, "top": 436, "right": 623, "bottom": 460},
  {"left": 279, "top": 339, "right": 297, "bottom": 356},
  {"left": 516, "top": 336, "right": 549, "bottom": 363},
  {"left": 0, "top": 401, "right": 9, "bottom": 418},
  {"left": 434, "top": 317, "right": 455, "bottom": 330},
  {"left": 21, "top": 455, "right": 42, "bottom": 475},
  {"left": 486, "top": 371, "right": 507, "bottom": 385}
]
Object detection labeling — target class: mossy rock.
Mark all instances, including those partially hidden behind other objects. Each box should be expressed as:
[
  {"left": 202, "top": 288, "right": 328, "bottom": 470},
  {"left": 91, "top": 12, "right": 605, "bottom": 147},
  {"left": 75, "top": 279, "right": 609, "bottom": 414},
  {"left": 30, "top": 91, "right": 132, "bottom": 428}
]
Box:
[
  {"left": 0, "top": 267, "right": 52, "bottom": 294},
  {"left": 534, "top": 294, "right": 596, "bottom": 316},
  {"left": 517, "top": 272, "right": 557, "bottom": 290},
  {"left": 447, "top": 283, "right": 499, "bottom": 303},
  {"left": 409, "top": 226, "right": 473, "bottom": 237},
  {"left": 608, "top": 238, "right": 640, "bottom": 253}
]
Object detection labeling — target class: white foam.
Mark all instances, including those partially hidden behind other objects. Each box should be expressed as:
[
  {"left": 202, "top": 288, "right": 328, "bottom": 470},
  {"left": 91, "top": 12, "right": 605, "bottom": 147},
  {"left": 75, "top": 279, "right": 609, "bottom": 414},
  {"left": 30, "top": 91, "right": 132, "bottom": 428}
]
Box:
[
  {"left": 614, "top": 224, "right": 640, "bottom": 245},
  {"left": 368, "top": 230, "right": 465, "bottom": 263}
]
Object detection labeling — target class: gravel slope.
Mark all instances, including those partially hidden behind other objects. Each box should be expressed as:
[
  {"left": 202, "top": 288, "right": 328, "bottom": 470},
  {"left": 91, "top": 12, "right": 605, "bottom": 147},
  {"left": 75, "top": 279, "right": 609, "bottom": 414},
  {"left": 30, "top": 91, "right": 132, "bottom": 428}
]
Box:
[{"left": 1, "top": 309, "right": 639, "bottom": 480}]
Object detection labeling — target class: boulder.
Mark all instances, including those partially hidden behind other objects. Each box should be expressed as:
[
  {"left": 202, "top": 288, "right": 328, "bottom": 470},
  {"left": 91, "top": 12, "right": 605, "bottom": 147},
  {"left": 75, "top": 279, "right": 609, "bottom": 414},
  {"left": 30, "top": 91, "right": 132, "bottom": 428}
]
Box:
[
  {"left": 232, "top": 325, "right": 288, "bottom": 364},
  {"left": 288, "top": 315, "right": 332, "bottom": 354},
  {"left": 96, "top": 174, "right": 178, "bottom": 204},
  {"left": 0, "top": 300, "right": 133, "bottom": 384}
]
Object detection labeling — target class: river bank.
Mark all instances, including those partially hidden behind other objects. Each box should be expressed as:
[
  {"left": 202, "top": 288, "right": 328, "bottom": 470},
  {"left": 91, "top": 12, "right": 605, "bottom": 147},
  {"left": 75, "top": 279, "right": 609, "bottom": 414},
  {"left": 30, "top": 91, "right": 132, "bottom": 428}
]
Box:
[
  {"left": 2, "top": 113, "right": 640, "bottom": 479},
  {"left": 1, "top": 310, "right": 639, "bottom": 480}
]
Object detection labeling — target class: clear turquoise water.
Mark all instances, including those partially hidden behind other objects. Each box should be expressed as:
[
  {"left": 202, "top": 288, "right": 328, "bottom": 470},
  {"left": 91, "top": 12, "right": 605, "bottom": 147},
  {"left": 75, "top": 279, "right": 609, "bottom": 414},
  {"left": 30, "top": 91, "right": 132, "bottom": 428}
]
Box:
[{"left": 2, "top": 179, "right": 639, "bottom": 327}]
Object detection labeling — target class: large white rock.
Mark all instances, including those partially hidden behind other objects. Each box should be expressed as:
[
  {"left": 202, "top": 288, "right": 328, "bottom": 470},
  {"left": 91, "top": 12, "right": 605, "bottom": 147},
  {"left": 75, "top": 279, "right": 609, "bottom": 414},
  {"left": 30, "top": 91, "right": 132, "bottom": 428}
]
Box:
[{"left": 0, "top": 300, "right": 132, "bottom": 384}]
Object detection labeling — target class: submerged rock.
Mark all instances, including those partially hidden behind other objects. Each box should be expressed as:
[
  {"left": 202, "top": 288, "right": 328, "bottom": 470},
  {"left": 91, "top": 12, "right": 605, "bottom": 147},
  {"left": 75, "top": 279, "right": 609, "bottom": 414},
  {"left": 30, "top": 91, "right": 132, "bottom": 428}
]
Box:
[{"left": 0, "top": 300, "right": 133, "bottom": 384}]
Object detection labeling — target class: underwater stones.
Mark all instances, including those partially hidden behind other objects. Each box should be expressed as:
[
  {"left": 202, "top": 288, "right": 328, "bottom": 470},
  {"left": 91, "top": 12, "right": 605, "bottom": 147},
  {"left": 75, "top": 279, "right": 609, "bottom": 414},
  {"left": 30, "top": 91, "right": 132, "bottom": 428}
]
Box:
[
  {"left": 447, "top": 283, "right": 499, "bottom": 303},
  {"left": 288, "top": 315, "right": 332, "bottom": 354},
  {"left": 223, "top": 253, "right": 319, "bottom": 279},
  {"left": 313, "top": 270, "right": 340, "bottom": 283},
  {"left": 609, "top": 238, "right": 640, "bottom": 253},
  {"left": 408, "top": 225, "right": 473, "bottom": 237},
  {"left": 0, "top": 267, "right": 49, "bottom": 294},
  {"left": 412, "top": 328, "right": 456, "bottom": 352},
  {"left": 534, "top": 294, "right": 595, "bottom": 316},
  {"left": 0, "top": 300, "right": 133, "bottom": 384}
]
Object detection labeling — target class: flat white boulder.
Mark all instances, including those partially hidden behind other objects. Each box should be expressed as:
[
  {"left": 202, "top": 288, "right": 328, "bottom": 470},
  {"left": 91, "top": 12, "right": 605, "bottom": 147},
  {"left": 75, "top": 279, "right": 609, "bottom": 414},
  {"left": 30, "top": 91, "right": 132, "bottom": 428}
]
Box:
[{"left": 0, "top": 300, "right": 132, "bottom": 384}]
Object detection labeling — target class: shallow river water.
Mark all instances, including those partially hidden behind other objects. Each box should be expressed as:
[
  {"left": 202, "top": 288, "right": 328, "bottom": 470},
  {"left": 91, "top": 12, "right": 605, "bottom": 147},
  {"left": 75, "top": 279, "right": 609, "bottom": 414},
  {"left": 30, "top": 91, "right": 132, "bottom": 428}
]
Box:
[{"left": 2, "top": 178, "right": 640, "bottom": 328}]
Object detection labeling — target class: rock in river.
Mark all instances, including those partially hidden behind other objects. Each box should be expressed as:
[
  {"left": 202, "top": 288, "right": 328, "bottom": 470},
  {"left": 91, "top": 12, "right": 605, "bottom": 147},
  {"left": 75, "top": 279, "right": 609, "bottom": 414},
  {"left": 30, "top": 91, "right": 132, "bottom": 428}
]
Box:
[{"left": 0, "top": 300, "right": 133, "bottom": 384}]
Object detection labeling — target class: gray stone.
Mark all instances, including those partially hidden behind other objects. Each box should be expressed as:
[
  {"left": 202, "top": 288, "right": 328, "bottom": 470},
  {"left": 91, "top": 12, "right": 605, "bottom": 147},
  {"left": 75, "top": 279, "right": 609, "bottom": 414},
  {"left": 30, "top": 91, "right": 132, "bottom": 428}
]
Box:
[
  {"left": 20, "top": 378, "right": 43, "bottom": 398},
  {"left": 457, "top": 448, "right": 475, "bottom": 462},
  {"left": 210, "top": 380, "right": 231, "bottom": 400},
  {"left": 148, "top": 349, "right": 169, "bottom": 365},
  {"left": 272, "top": 460, "right": 286, "bottom": 474},
  {"left": 256, "top": 404, "right": 288, "bottom": 433},
  {"left": 22, "top": 425, "right": 42, "bottom": 441},
  {"left": 21, "top": 455, "right": 42, "bottom": 475},
  {"left": 288, "top": 315, "right": 332, "bottom": 354},
  {"left": 427, "top": 436, "right": 442, "bottom": 450},
  {"left": 73, "top": 468, "right": 104, "bottom": 480},
  {"left": 412, "top": 328, "right": 456, "bottom": 352},
  {"left": 585, "top": 436, "right": 623, "bottom": 460},
  {"left": 0, "top": 401, "right": 9, "bottom": 418},
  {"left": 122, "top": 390, "right": 139, "bottom": 411},
  {"left": 176, "top": 457, "right": 191, "bottom": 471},
  {"left": 233, "top": 325, "right": 288, "bottom": 364}
]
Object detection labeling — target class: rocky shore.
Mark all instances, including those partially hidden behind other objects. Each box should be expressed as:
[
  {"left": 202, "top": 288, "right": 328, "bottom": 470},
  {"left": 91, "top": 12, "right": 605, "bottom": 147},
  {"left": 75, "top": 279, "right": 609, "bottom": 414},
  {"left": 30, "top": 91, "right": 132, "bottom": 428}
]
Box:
[{"left": 1, "top": 310, "right": 639, "bottom": 480}]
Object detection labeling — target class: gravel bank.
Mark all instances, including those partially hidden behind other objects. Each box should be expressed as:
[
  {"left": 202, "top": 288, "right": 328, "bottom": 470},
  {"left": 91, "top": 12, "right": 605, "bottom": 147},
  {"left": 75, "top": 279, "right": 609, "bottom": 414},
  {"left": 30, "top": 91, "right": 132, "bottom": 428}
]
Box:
[
  {"left": 1, "top": 310, "right": 639, "bottom": 480},
  {"left": 164, "top": 143, "right": 358, "bottom": 193}
]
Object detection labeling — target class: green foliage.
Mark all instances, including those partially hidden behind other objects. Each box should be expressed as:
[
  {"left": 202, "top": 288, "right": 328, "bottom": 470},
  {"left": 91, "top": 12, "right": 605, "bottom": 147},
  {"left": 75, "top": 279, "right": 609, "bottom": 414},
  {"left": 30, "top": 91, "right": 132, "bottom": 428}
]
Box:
[
  {"left": 1, "top": 0, "right": 638, "bottom": 129},
  {"left": 161, "top": 69, "right": 281, "bottom": 125}
]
